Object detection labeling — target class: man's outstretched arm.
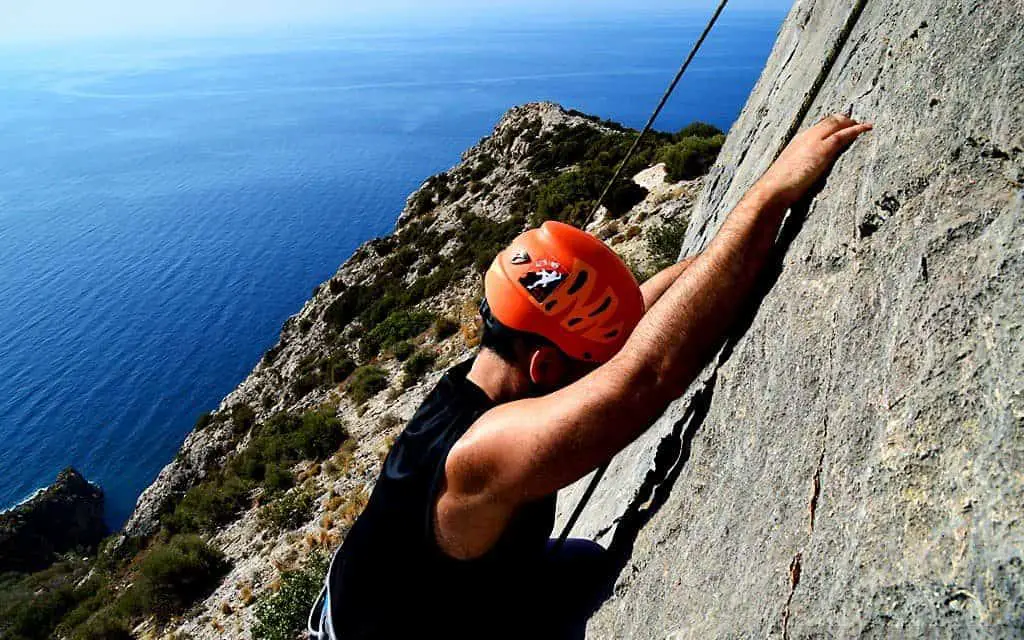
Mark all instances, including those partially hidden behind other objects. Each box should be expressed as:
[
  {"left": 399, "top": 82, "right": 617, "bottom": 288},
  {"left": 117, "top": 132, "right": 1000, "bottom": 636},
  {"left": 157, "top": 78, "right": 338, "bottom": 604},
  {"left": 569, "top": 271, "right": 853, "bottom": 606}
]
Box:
[
  {"left": 439, "top": 115, "right": 872, "bottom": 558},
  {"left": 640, "top": 255, "right": 699, "bottom": 311}
]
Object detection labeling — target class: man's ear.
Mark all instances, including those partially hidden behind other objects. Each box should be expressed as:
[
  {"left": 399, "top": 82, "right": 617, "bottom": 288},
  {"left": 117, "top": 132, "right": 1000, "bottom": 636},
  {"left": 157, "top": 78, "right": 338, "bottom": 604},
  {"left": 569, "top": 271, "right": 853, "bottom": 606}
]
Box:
[{"left": 528, "top": 347, "right": 567, "bottom": 388}]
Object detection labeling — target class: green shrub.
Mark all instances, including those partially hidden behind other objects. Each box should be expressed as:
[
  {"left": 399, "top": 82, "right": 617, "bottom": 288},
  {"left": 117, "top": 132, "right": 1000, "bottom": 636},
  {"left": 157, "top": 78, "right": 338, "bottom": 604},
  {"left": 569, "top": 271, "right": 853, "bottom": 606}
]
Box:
[
  {"left": 163, "top": 474, "right": 252, "bottom": 534},
  {"left": 402, "top": 350, "right": 437, "bottom": 388},
  {"left": 166, "top": 411, "right": 347, "bottom": 534},
  {"left": 124, "top": 535, "right": 229, "bottom": 622},
  {"left": 327, "top": 355, "right": 356, "bottom": 385},
  {"left": 57, "top": 587, "right": 113, "bottom": 637},
  {"left": 380, "top": 413, "right": 403, "bottom": 431},
  {"left": 291, "top": 372, "right": 321, "bottom": 398},
  {"left": 359, "top": 310, "right": 435, "bottom": 360},
  {"left": 252, "top": 553, "right": 329, "bottom": 640},
  {"left": 469, "top": 154, "right": 497, "bottom": 181},
  {"left": 676, "top": 121, "right": 723, "bottom": 138},
  {"left": 231, "top": 403, "right": 256, "bottom": 434},
  {"left": 323, "top": 284, "right": 368, "bottom": 329},
  {"left": 247, "top": 411, "right": 349, "bottom": 469},
  {"left": 194, "top": 412, "right": 215, "bottom": 431},
  {"left": 262, "top": 463, "right": 294, "bottom": 494},
  {"left": 448, "top": 181, "right": 467, "bottom": 201},
  {"left": 347, "top": 366, "right": 388, "bottom": 404},
  {"left": 433, "top": 316, "right": 459, "bottom": 340},
  {"left": 0, "top": 561, "right": 95, "bottom": 640},
  {"left": 527, "top": 124, "right": 620, "bottom": 174},
  {"left": 409, "top": 188, "right": 435, "bottom": 217},
  {"left": 658, "top": 134, "right": 725, "bottom": 182},
  {"left": 262, "top": 342, "right": 285, "bottom": 366},
  {"left": 646, "top": 218, "right": 690, "bottom": 271},
  {"left": 391, "top": 340, "right": 414, "bottom": 361},
  {"left": 259, "top": 491, "right": 315, "bottom": 532},
  {"left": 534, "top": 167, "right": 603, "bottom": 225},
  {"left": 604, "top": 180, "right": 648, "bottom": 218},
  {"left": 68, "top": 610, "right": 132, "bottom": 640}
]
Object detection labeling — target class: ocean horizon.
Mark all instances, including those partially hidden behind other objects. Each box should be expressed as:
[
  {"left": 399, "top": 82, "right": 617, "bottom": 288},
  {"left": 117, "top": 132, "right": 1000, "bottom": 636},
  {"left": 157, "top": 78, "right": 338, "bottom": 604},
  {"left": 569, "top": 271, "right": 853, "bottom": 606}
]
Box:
[{"left": 0, "top": 8, "right": 786, "bottom": 527}]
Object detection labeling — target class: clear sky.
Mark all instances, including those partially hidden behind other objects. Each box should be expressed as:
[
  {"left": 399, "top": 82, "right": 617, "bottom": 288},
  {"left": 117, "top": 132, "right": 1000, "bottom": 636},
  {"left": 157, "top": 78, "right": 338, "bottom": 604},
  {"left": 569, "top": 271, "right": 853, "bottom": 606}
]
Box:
[{"left": 1, "top": 0, "right": 793, "bottom": 45}]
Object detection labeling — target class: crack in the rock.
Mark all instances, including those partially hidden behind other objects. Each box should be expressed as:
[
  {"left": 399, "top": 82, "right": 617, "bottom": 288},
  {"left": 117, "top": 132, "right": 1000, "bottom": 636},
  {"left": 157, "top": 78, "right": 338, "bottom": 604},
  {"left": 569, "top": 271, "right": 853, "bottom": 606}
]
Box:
[
  {"left": 777, "top": 0, "right": 870, "bottom": 158},
  {"left": 781, "top": 552, "right": 803, "bottom": 640},
  {"left": 808, "top": 414, "right": 828, "bottom": 534}
]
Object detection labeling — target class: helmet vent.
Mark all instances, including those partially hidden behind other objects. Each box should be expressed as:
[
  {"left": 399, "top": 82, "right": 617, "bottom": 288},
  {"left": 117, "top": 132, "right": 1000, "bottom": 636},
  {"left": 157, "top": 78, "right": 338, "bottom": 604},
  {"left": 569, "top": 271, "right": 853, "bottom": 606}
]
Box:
[
  {"left": 567, "top": 271, "right": 589, "bottom": 294},
  {"left": 567, "top": 317, "right": 583, "bottom": 327},
  {"left": 604, "top": 329, "right": 619, "bottom": 339},
  {"left": 588, "top": 296, "right": 613, "bottom": 317},
  {"left": 545, "top": 300, "right": 558, "bottom": 312}
]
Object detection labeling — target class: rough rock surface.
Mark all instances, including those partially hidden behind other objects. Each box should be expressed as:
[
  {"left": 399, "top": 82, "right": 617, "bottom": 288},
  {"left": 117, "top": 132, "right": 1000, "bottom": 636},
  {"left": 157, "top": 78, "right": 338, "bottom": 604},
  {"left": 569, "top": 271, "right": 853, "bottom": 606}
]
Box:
[
  {"left": 0, "top": 467, "right": 106, "bottom": 573},
  {"left": 560, "top": 1, "right": 1023, "bottom": 637}
]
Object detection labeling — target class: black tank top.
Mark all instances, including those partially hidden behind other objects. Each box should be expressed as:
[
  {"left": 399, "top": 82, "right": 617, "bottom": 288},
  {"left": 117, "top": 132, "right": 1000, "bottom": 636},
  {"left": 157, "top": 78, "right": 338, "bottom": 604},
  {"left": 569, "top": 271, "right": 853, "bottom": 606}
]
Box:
[{"left": 329, "top": 359, "right": 557, "bottom": 639}]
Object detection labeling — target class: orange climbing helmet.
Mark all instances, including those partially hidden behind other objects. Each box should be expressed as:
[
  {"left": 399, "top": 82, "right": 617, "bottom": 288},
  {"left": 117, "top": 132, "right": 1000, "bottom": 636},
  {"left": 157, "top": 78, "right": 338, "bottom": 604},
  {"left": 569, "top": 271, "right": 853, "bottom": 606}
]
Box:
[{"left": 483, "top": 221, "right": 644, "bottom": 363}]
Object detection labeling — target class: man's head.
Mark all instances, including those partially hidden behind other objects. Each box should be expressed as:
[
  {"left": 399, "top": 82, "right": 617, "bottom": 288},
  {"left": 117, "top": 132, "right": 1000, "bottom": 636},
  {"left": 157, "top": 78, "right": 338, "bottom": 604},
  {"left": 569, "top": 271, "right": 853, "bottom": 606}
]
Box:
[
  {"left": 477, "top": 221, "right": 644, "bottom": 394},
  {"left": 478, "top": 299, "right": 597, "bottom": 393}
]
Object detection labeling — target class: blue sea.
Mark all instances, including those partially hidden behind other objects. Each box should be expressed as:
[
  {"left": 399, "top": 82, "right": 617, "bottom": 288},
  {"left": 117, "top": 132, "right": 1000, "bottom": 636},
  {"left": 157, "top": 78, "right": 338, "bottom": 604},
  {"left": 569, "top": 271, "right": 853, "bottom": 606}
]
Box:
[{"left": 0, "top": 8, "right": 785, "bottom": 528}]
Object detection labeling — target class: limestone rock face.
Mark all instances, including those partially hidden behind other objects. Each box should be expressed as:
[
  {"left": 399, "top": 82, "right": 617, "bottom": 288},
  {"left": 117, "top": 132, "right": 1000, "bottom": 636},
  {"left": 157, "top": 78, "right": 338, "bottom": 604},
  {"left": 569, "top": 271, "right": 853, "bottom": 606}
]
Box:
[
  {"left": 563, "top": 1, "right": 1023, "bottom": 636},
  {"left": 0, "top": 467, "right": 107, "bottom": 573}
]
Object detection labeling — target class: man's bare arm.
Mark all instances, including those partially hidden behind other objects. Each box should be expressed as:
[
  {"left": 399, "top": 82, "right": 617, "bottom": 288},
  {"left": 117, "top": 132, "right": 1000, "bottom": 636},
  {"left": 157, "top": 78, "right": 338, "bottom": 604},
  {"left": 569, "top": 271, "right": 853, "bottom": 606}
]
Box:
[
  {"left": 640, "top": 255, "right": 699, "bottom": 311},
  {"left": 438, "top": 115, "right": 872, "bottom": 558}
]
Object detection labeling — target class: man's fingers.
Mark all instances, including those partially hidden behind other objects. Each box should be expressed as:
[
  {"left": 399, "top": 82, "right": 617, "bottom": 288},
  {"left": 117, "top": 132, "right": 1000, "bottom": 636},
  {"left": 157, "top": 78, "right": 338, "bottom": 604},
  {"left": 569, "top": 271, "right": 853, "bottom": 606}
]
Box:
[
  {"left": 815, "top": 113, "right": 857, "bottom": 137},
  {"left": 826, "top": 122, "right": 874, "bottom": 149}
]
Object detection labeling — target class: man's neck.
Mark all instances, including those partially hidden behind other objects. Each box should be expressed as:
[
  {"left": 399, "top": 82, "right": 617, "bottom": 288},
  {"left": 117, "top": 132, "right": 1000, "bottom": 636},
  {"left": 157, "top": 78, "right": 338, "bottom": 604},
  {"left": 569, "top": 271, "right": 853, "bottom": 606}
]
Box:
[{"left": 466, "top": 349, "right": 529, "bottom": 405}]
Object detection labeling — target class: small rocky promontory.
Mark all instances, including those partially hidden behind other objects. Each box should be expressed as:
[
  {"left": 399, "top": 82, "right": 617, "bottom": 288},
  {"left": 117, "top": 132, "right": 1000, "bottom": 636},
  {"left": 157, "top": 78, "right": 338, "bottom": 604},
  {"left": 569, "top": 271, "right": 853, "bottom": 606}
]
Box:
[{"left": 0, "top": 467, "right": 107, "bottom": 573}]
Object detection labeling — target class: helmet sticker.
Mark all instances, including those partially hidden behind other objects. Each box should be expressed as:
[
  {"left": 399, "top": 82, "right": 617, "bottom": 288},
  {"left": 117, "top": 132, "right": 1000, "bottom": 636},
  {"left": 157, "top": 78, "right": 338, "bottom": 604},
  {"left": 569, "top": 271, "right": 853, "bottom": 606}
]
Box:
[
  {"left": 510, "top": 248, "right": 531, "bottom": 265},
  {"left": 518, "top": 260, "right": 568, "bottom": 303}
]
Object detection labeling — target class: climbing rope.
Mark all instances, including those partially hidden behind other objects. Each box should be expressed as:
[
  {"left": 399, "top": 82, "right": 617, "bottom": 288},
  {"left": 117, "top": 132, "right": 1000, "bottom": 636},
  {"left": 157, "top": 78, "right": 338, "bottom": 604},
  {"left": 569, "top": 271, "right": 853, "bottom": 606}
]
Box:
[
  {"left": 555, "top": 0, "right": 731, "bottom": 553},
  {"left": 582, "top": 0, "right": 731, "bottom": 230}
]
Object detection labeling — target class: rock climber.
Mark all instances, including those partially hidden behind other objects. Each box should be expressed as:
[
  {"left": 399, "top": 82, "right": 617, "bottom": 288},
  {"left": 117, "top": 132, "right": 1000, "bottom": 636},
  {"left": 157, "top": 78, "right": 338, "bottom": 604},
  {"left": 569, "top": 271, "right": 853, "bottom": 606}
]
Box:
[{"left": 307, "top": 114, "right": 872, "bottom": 639}]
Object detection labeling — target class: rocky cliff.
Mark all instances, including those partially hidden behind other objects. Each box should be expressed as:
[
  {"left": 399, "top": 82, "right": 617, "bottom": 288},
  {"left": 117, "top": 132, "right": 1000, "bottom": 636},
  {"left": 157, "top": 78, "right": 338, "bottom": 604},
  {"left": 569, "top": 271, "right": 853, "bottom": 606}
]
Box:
[
  {"left": 554, "top": 0, "right": 1023, "bottom": 637},
  {"left": 0, "top": 467, "right": 106, "bottom": 573}
]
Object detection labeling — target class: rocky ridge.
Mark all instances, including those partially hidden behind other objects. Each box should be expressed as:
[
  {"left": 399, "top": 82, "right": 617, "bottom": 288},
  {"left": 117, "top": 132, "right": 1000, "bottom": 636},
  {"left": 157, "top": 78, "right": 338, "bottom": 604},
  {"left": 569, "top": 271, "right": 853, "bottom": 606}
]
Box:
[{"left": 0, "top": 467, "right": 106, "bottom": 574}]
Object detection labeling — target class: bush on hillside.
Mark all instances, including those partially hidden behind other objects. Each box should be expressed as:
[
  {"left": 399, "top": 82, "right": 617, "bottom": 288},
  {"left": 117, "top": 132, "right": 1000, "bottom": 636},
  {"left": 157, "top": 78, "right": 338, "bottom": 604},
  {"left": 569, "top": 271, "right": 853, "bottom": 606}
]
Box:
[
  {"left": 433, "top": 316, "right": 460, "bottom": 341},
  {"left": 194, "top": 412, "right": 216, "bottom": 431},
  {"left": 346, "top": 366, "right": 388, "bottom": 405},
  {"left": 165, "top": 410, "right": 348, "bottom": 534},
  {"left": 647, "top": 217, "right": 691, "bottom": 271},
  {"left": 604, "top": 180, "right": 649, "bottom": 218},
  {"left": 468, "top": 154, "right": 497, "bottom": 181},
  {"left": 359, "top": 310, "right": 435, "bottom": 360},
  {"left": 162, "top": 474, "right": 252, "bottom": 534},
  {"left": 677, "top": 121, "right": 723, "bottom": 139},
  {"left": 252, "top": 553, "right": 329, "bottom": 640},
  {"left": 119, "top": 535, "right": 229, "bottom": 622},
  {"left": 402, "top": 350, "right": 437, "bottom": 388},
  {"left": 0, "top": 560, "right": 99, "bottom": 640},
  {"left": 658, "top": 134, "right": 725, "bottom": 182},
  {"left": 259, "top": 490, "right": 315, "bottom": 533},
  {"left": 391, "top": 340, "right": 415, "bottom": 361},
  {"left": 327, "top": 355, "right": 356, "bottom": 385},
  {"left": 245, "top": 411, "right": 349, "bottom": 470},
  {"left": 68, "top": 611, "right": 132, "bottom": 640},
  {"left": 231, "top": 403, "right": 256, "bottom": 435}
]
